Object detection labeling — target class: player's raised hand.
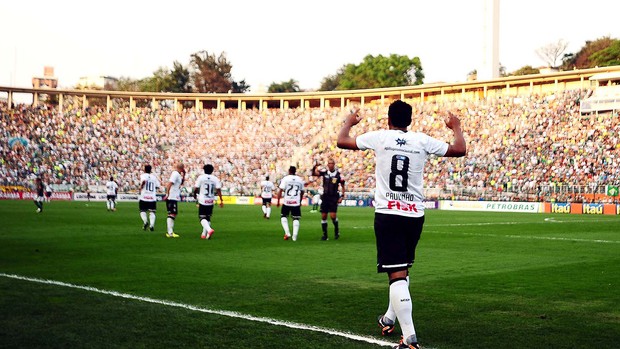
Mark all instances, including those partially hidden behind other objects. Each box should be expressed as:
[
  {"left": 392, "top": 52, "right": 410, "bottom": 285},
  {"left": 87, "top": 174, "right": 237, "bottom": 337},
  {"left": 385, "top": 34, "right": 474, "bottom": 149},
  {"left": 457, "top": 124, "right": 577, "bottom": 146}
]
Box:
[
  {"left": 445, "top": 111, "right": 461, "bottom": 130},
  {"left": 344, "top": 107, "right": 362, "bottom": 126}
]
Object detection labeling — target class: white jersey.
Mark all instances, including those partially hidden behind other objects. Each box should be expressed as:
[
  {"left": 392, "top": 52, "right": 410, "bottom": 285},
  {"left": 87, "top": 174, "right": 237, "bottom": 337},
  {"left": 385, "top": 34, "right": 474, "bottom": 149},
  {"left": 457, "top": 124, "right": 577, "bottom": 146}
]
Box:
[
  {"left": 260, "top": 180, "right": 275, "bottom": 199},
  {"left": 356, "top": 129, "right": 448, "bottom": 217},
  {"left": 195, "top": 174, "right": 222, "bottom": 206},
  {"left": 167, "top": 171, "right": 183, "bottom": 201},
  {"left": 278, "top": 175, "right": 304, "bottom": 207},
  {"left": 105, "top": 181, "right": 119, "bottom": 195},
  {"left": 139, "top": 173, "right": 160, "bottom": 202}
]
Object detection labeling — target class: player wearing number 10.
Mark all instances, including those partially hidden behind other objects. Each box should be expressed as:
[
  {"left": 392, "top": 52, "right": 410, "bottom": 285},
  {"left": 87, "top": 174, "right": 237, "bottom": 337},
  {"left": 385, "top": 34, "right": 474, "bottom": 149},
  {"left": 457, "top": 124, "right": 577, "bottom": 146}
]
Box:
[
  {"left": 139, "top": 164, "right": 161, "bottom": 232},
  {"left": 337, "top": 100, "right": 466, "bottom": 349}
]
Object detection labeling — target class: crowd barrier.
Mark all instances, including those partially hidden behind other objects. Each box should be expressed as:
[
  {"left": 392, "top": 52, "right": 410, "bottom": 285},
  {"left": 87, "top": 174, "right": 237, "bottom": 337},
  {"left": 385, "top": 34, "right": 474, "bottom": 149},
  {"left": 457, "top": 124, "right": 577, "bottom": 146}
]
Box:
[{"left": 1, "top": 193, "right": 618, "bottom": 214}]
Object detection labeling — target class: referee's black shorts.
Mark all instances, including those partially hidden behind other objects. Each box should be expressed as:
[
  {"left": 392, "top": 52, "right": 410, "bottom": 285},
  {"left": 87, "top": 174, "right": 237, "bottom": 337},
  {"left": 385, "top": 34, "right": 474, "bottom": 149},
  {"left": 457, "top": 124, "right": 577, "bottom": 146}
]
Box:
[
  {"left": 320, "top": 195, "right": 339, "bottom": 213},
  {"left": 374, "top": 213, "right": 425, "bottom": 273}
]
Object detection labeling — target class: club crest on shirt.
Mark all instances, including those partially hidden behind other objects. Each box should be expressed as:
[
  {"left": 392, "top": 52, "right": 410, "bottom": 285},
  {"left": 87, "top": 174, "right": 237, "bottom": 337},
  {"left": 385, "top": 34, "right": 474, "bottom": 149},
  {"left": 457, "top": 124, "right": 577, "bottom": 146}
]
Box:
[{"left": 395, "top": 138, "right": 407, "bottom": 146}]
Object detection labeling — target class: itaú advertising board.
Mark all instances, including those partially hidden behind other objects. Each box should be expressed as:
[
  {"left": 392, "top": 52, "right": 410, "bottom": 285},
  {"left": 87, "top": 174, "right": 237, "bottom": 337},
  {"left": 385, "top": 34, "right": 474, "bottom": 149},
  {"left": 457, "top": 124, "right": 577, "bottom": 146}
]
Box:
[
  {"left": 542, "top": 202, "right": 618, "bottom": 215},
  {"left": 440, "top": 200, "right": 542, "bottom": 213}
]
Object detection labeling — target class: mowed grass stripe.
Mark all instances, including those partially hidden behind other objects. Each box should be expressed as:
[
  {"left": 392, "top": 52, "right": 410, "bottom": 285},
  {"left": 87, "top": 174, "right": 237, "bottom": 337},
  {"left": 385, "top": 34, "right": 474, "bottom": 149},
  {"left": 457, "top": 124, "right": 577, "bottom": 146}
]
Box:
[{"left": 0, "top": 272, "right": 394, "bottom": 347}]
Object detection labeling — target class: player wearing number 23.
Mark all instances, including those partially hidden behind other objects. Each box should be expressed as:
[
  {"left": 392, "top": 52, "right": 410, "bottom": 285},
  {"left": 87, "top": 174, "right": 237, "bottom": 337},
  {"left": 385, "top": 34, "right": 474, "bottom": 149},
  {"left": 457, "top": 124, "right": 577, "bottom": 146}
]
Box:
[
  {"left": 276, "top": 166, "right": 305, "bottom": 242},
  {"left": 337, "top": 100, "right": 466, "bottom": 349}
]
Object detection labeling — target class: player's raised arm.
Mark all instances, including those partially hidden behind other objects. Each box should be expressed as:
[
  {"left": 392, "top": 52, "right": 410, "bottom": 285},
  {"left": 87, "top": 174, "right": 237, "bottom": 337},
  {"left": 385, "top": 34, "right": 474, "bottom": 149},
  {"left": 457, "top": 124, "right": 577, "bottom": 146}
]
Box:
[
  {"left": 443, "top": 111, "right": 466, "bottom": 157},
  {"left": 337, "top": 108, "right": 362, "bottom": 150}
]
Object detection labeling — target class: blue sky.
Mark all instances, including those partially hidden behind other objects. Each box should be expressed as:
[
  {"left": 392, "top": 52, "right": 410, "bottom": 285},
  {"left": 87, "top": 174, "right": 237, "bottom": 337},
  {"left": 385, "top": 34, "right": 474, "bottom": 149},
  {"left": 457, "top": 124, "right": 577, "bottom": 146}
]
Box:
[{"left": 1, "top": 0, "right": 618, "bottom": 95}]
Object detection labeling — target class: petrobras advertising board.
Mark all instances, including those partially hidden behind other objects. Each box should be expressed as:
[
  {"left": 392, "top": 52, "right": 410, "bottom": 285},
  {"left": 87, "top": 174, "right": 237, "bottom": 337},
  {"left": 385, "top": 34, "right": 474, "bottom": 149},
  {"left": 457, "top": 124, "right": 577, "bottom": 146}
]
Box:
[{"left": 440, "top": 200, "right": 541, "bottom": 213}]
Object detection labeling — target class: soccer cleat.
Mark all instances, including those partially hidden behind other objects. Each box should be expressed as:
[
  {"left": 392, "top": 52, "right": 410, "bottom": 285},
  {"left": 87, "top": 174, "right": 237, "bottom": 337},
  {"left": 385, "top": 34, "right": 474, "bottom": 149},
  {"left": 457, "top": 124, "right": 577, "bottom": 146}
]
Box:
[
  {"left": 150, "top": 226, "right": 154, "bottom": 232},
  {"left": 378, "top": 315, "right": 395, "bottom": 336},
  {"left": 393, "top": 336, "right": 420, "bottom": 349},
  {"left": 206, "top": 229, "right": 214, "bottom": 239},
  {"left": 143, "top": 223, "right": 148, "bottom": 230},
  {"left": 283, "top": 234, "right": 290, "bottom": 240},
  {"left": 200, "top": 234, "right": 207, "bottom": 239},
  {"left": 36, "top": 208, "right": 42, "bottom": 213},
  {"left": 335, "top": 233, "right": 340, "bottom": 240},
  {"left": 263, "top": 213, "right": 267, "bottom": 219},
  {"left": 166, "top": 233, "right": 179, "bottom": 238},
  {"left": 321, "top": 235, "right": 328, "bottom": 241}
]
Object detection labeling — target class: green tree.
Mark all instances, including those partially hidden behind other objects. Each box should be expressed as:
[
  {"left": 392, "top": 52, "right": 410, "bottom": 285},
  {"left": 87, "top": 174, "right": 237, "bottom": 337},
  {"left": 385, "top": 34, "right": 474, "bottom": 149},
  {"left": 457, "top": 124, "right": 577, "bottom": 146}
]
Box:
[
  {"left": 268, "top": 79, "right": 300, "bottom": 93},
  {"left": 321, "top": 54, "right": 424, "bottom": 91},
  {"left": 561, "top": 37, "right": 617, "bottom": 69},
  {"left": 590, "top": 40, "right": 620, "bottom": 67},
  {"left": 319, "top": 72, "right": 341, "bottom": 91},
  {"left": 190, "top": 50, "right": 234, "bottom": 93},
  {"left": 169, "top": 61, "right": 192, "bottom": 93},
  {"left": 139, "top": 67, "right": 173, "bottom": 92},
  {"left": 115, "top": 76, "right": 141, "bottom": 92},
  {"left": 510, "top": 65, "right": 540, "bottom": 76},
  {"left": 231, "top": 79, "right": 250, "bottom": 93}
]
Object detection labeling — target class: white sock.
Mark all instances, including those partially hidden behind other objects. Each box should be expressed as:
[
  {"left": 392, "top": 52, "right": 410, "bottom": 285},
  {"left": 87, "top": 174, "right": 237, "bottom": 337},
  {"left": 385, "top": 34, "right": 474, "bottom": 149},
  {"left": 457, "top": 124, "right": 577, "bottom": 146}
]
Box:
[
  {"left": 281, "top": 217, "right": 290, "bottom": 236},
  {"left": 266, "top": 207, "right": 271, "bottom": 218},
  {"left": 140, "top": 212, "right": 147, "bottom": 224},
  {"left": 107, "top": 200, "right": 111, "bottom": 210},
  {"left": 390, "top": 279, "right": 416, "bottom": 343},
  {"left": 262, "top": 205, "right": 266, "bottom": 214},
  {"left": 149, "top": 212, "right": 156, "bottom": 227},
  {"left": 200, "top": 219, "right": 212, "bottom": 234},
  {"left": 292, "top": 219, "right": 300, "bottom": 241},
  {"left": 385, "top": 276, "right": 409, "bottom": 322},
  {"left": 111, "top": 201, "right": 116, "bottom": 210},
  {"left": 167, "top": 217, "right": 174, "bottom": 234}
]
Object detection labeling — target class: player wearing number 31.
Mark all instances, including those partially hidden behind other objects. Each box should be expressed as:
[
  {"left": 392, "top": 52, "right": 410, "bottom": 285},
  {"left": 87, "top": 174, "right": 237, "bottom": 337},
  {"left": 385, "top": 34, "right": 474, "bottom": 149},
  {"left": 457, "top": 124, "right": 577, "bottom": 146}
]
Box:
[
  {"left": 337, "top": 100, "right": 466, "bottom": 349},
  {"left": 194, "top": 164, "right": 223, "bottom": 240}
]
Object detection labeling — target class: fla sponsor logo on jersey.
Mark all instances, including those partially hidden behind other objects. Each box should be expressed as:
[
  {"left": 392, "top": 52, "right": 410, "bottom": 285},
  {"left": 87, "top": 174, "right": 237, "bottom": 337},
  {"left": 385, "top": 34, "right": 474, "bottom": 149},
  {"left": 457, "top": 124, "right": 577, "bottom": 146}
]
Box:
[{"left": 385, "top": 192, "right": 418, "bottom": 213}]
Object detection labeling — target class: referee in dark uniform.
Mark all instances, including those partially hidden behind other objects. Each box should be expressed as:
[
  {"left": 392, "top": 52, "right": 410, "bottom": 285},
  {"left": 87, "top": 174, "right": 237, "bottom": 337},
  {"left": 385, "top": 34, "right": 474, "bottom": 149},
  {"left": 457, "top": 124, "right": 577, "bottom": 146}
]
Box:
[{"left": 311, "top": 159, "right": 345, "bottom": 240}]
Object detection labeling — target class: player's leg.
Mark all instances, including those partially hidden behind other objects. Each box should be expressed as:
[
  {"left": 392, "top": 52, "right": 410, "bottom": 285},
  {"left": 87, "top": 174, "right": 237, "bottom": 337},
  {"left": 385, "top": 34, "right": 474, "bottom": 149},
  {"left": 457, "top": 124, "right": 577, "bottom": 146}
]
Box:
[
  {"left": 148, "top": 201, "right": 156, "bottom": 231},
  {"left": 375, "top": 213, "right": 424, "bottom": 346},
  {"left": 139, "top": 204, "right": 148, "bottom": 229},
  {"left": 265, "top": 201, "right": 271, "bottom": 219},
  {"left": 320, "top": 202, "right": 329, "bottom": 240},
  {"left": 330, "top": 210, "right": 339, "bottom": 239},
  {"left": 199, "top": 205, "right": 215, "bottom": 239},
  {"left": 291, "top": 206, "right": 301, "bottom": 241},
  {"left": 34, "top": 197, "right": 43, "bottom": 212},
  {"left": 280, "top": 206, "right": 291, "bottom": 239},
  {"left": 166, "top": 200, "right": 178, "bottom": 237}
]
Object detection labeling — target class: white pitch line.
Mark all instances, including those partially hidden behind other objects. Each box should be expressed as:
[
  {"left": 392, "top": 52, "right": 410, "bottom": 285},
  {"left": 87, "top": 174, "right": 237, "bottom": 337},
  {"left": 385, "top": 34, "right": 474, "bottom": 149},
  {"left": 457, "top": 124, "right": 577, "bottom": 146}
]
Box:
[
  {"left": 0, "top": 273, "right": 394, "bottom": 347},
  {"left": 429, "top": 231, "right": 620, "bottom": 244}
]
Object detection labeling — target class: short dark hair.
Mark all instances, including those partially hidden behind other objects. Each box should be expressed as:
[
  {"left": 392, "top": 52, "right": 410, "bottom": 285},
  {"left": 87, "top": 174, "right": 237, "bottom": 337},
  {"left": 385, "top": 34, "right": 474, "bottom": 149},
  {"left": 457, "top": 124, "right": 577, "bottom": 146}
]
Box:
[
  {"left": 204, "top": 164, "right": 214, "bottom": 174},
  {"left": 265, "top": 175, "right": 270, "bottom": 180},
  {"left": 144, "top": 165, "right": 152, "bottom": 173},
  {"left": 289, "top": 166, "right": 296, "bottom": 174},
  {"left": 110, "top": 176, "right": 114, "bottom": 181},
  {"left": 388, "top": 100, "right": 412, "bottom": 128}
]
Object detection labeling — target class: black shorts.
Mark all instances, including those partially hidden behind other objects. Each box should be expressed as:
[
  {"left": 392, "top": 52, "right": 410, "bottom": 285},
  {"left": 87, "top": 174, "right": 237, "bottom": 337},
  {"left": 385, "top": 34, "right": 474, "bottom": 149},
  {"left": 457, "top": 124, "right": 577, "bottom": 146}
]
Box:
[
  {"left": 166, "top": 200, "right": 178, "bottom": 215},
  {"left": 45, "top": 192, "right": 52, "bottom": 198},
  {"left": 198, "top": 204, "right": 214, "bottom": 220},
  {"left": 107, "top": 195, "right": 117, "bottom": 201},
  {"left": 139, "top": 200, "right": 156, "bottom": 212},
  {"left": 374, "top": 213, "right": 425, "bottom": 273},
  {"left": 281, "top": 205, "right": 301, "bottom": 219},
  {"left": 320, "top": 195, "right": 339, "bottom": 213},
  {"left": 262, "top": 197, "right": 272, "bottom": 205}
]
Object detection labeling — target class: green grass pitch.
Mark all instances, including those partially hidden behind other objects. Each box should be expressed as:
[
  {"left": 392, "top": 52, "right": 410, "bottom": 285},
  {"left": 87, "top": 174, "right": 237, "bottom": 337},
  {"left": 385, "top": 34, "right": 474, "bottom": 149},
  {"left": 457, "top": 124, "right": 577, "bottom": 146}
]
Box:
[{"left": 0, "top": 200, "right": 618, "bottom": 349}]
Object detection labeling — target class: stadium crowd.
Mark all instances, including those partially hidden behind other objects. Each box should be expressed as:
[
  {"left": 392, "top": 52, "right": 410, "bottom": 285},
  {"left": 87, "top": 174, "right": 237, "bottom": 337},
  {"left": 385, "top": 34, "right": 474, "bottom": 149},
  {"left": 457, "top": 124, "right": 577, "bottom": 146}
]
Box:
[{"left": 1, "top": 87, "right": 619, "bottom": 202}]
